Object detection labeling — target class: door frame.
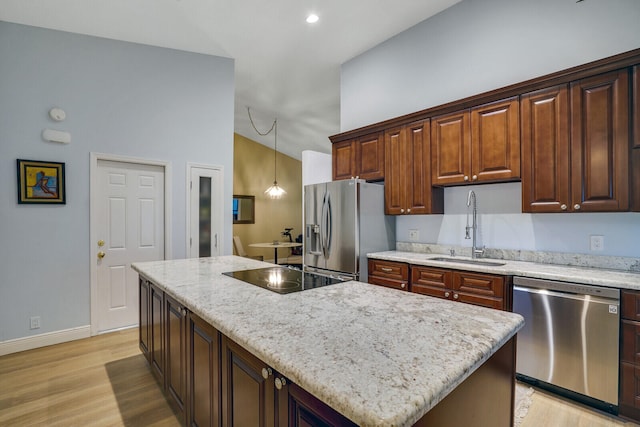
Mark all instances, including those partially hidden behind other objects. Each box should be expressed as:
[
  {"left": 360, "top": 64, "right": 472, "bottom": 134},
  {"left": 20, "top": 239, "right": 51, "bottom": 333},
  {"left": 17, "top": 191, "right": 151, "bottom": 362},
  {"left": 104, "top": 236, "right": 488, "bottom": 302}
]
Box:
[
  {"left": 89, "top": 152, "right": 172, "bottom": 336},
  {"left": 185, "top": 162, "right": 225, "bottom": 257}
]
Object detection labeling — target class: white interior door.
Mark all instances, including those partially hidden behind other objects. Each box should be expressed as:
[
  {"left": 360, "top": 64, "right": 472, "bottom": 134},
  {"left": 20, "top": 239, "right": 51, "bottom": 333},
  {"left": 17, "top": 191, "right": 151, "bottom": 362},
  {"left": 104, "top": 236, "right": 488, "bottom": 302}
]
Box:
[
  {"left": 95, "top": 160, "right": 165, "bottom": 333},
  {"left": 188, "top": 165, "right": 223, "bottom": 258}
]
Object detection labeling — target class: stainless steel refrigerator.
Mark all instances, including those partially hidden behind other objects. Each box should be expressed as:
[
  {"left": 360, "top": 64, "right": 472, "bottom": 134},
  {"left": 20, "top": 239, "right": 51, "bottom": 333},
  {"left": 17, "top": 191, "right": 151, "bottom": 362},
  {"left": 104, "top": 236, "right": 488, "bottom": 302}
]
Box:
[{"left": 303, "top": 179, "right": 395, "bottom": 282}]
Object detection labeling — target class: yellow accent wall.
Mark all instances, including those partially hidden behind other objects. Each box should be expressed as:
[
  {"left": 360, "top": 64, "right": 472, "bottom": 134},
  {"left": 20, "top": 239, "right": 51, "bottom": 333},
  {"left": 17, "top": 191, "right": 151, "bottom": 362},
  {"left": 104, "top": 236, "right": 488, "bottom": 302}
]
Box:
[{"left": 233, "top": 133, "right": 302, "bottom": 262}]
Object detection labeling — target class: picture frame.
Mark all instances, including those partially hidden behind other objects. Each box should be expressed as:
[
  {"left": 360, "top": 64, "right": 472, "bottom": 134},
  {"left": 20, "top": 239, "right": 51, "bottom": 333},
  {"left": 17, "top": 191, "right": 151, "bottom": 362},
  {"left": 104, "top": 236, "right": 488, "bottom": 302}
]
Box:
[{"left": 17, "top": 159, "right": 66, "bottom": 204}]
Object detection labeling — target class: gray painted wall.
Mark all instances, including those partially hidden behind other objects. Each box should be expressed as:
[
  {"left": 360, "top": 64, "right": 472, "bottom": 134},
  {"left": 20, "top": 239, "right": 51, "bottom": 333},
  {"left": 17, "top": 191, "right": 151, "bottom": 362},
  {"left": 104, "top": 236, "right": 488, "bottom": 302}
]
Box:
[
  {"left": 341, "top": 0, "right": 640, "bottom": 258},
  {"left": 0, "top": 22, "right": 235, "bottom": 341}
]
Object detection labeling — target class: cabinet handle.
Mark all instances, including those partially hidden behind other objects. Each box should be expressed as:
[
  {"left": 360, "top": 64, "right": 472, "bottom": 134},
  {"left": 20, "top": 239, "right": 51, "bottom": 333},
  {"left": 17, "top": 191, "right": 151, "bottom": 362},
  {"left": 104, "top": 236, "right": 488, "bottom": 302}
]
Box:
[
  {"left": 472, "top": 175, "right": 477, "bottom": 181},
  {"left": 560, "top": 204, "right": 567, "bottom": 211},
  {"left": 380, "top": 267, "right": 393, "bottom": 272},
  {"left": 574, "top": 204, "right": 581, "bottom": 210},
  {"left": 275, "top": 377, "right": 287, "bottom": 390},
  {"left": 463, "top": 175, "right": 469, "bottom": 181},
  {"left": 261, "top": 367, "right": 272, "bottom": 379},
  {"left": 444, "top": 291, "right": 450, "bottom": 298},
  {"left": 453, "top": 293, "right": 459, "bottom": 300}
]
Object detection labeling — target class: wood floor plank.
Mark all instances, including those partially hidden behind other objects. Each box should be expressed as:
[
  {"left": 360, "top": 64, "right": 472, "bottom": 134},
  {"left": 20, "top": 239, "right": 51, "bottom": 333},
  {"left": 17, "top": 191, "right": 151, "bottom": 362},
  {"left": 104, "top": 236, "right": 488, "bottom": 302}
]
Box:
[{"left": 0, "top": 329, "right": 180, "bottom": 427}]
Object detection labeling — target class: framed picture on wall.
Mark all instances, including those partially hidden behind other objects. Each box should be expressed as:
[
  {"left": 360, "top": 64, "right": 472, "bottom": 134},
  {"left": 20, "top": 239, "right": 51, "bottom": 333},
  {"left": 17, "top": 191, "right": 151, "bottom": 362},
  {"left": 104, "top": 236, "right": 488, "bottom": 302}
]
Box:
[{"left": 17, "top": 159, "right": 66, "bottom": 204}]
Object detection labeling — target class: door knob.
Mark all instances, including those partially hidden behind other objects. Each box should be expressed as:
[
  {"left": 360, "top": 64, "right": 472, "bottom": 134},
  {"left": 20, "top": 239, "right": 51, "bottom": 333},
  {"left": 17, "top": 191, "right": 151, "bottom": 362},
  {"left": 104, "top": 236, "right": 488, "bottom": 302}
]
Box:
[
  {"left": 98, "top": 240, "right": 105, "bottom": 247},
  {"left": 97, "top": 251, "right": 106, "bottom": 259}
]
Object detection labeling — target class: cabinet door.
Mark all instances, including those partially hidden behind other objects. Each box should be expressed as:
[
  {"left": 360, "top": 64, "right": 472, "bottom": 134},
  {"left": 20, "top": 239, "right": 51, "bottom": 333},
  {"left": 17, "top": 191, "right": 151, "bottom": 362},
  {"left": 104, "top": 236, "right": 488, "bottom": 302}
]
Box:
[
  {"left": 620, "top": 362, "right": 640, "bottom": 420},
  {"left": 222, "top": 336, "right": 276, "bottom": 427},
  {"left": 189, "top": 313, "right": 221, "bottom": 427},
  {"left": 332, "top": 140, "right": 355, "bottom": 181},
  {"left": 356, "top": 132, "right": 385, "bottom": 181},
  {"left": 451, "top": 271, "right": 506, "bottom": 310},
  {"left": 406, "top": 120, "right": 443, "bottom": 214},
  {"left": 431, "top": 110, "right": 470, "bottom": 186},
  {"left": 570, "top": 69, "right": 629, "bottom": 212},
  {"left": 150, "top": 283, "right": 164, "bottom": 383},
  {"left": 634, "top": 65, "right": 640, "bottom": 150},
  {"left": 410, "top": 266, "right": 452, "bottom": 299},
  {"left": 471, "top": 97, "right": 520, "bottom": 183},
  {"left": 367, "top": 259, "right": 409, "bottom": 291},
  {"left": 166, "top": 295, "right": 187, "bottom": 421},
  {"left": 521, "top": 85, "right": 571, "bottom": 213},
  {"left": 622, "top": 290, "right": 640, "bottom": 322},
  {"left": 139, "top": 278, "right": 150, "bottom": 360},
  {"left": 283, "top": 381, "right": 357, "bottom": 427},
  {"left": 621, "top": 320, "right": 640, "bottom": 365},
  {"left": 384, "top": 127, "right": 407, "bottom": 215}
]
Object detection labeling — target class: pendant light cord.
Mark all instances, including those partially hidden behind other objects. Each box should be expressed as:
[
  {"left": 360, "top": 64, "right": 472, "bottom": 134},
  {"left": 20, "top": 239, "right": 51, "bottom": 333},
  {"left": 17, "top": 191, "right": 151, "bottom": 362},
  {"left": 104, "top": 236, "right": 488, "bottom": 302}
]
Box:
[{"left": 247, "top": 107, "right": 278, "bottom": 182}]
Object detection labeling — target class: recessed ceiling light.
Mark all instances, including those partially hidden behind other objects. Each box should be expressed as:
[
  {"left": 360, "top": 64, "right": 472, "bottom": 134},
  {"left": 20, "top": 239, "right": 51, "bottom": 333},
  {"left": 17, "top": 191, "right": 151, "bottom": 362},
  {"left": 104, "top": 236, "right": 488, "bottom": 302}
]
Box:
[{"left": 306, "top": 14, "right": 319, "bottom": 24}]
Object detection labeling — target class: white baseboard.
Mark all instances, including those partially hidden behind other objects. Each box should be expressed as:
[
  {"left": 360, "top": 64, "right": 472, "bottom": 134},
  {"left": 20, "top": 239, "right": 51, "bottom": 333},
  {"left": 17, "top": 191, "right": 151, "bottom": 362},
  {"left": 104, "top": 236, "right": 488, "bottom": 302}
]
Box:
[{"left": 0, "top": 325, "right": 91, "bottom": 356}]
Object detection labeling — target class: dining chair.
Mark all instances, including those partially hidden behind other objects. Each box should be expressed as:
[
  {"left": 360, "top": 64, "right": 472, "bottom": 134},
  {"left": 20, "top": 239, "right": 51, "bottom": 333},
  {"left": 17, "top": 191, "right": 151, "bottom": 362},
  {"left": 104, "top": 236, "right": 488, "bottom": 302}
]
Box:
[{"left": 233, "top": 236, "right": 263, "bottom": 260}]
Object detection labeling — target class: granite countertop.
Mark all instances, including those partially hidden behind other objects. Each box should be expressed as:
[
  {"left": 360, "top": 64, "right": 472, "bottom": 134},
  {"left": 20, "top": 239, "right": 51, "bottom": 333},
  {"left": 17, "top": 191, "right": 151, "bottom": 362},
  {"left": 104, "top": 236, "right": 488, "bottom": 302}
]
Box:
[
  {"left": 132, "top": 256, "right": 523, "bottom": 427},
  {"left": 368, "top": 251, "right": 640, "bottom": 291}
]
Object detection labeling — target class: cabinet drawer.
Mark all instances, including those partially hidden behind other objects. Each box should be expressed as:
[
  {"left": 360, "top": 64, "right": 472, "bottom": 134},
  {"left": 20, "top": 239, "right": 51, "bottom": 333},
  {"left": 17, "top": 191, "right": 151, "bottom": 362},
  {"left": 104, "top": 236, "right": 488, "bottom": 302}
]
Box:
[
  {"left": 368, "top": 276, "right": 408, "bottom": 291},
  {"left": 455, "top": 293, "right": 504, "bottom": 310},
  {"left": 622, "top": 320, "right": 640, "bottom": 365},
  {"left": 452, "top": 271, "right": 505, "bottom": 298},
  {"left": 622, "top": 290, "right": 640, "bottom": 321},
  {"left": 411, "top": 266, "right": 452, "bottom": 299},
  {"left": 368, "top": 259, "right": 409, "bottom": 281}
]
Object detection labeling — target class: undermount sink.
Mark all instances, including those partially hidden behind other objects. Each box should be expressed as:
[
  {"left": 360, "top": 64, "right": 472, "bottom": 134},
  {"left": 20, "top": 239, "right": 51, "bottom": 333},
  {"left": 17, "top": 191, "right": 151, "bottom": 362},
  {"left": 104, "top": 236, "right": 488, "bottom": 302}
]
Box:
[{"left": 429, "top": 257, "right": 507, "bottom": 267}]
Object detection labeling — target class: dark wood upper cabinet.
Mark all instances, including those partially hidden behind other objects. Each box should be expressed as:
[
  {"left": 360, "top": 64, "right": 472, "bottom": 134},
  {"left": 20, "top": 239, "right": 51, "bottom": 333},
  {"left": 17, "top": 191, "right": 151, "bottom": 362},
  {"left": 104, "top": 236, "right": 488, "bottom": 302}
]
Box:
[
  {"left": 570, "top": 69, "right": 629, "bottom": 212},
  {"left": 332, "top": 132, "right": 384, "bottom": 181},
  {"left": 385, "top": 120, "right": 443, "bottom": 215},
  {"left": 431, "top": 97, "right": 520, "bottom": 186},
  {"left": 431, "top": 110, "right": 470, "bottom": 185},
  {"left": 471, "top": 97, "right": 520, "bottom": 183},
  {"left": 634, "top": 65, "right": 640, "bottom": 150},
  {"left": 521, "top": 85, "right": 571, "bottom": 213}
]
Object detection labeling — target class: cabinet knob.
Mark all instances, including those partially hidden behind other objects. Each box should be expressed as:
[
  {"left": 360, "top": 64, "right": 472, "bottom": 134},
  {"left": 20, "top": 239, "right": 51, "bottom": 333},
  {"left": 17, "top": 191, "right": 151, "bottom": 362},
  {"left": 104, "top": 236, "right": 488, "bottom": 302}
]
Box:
[
  {"left": 400, "top": 208, "right": 405, "bottom": 213},
  {"left": 574, "top": 204, "right": 581, "bottom": 210},
  {"left": 560, "top": 204, "right": 567, "bottom": 211},
  {"left": 472, "top": 175, "right": 477, "bottom": 181},
  {"left": 463, "top": 175, "right": 469, "bottom": 181},
  {"left": 181, "top": 307, "right": 187, "bottom": 316},
  {"left": 453, "top": 293, "right": 459, "bottom": 300},
  {"left": 444, "top": 291, "right": 450, "bottom": 298},
  {"left": 261, "top": 367, "right": 272, "bottom": 379},
  {"left": 275, "top": 377, "right": 287, "bottom": 390},
  {"left": 406, "top": 208, "right": 411, "bottom": 213},
  {"left": 401, "top": 283, "right": 406, "bottom": 289}
]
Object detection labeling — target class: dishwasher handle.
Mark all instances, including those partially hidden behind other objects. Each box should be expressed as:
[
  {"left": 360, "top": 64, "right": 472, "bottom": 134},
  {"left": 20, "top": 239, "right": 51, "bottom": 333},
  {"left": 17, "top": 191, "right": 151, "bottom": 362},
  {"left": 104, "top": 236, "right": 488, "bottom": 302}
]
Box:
[
  {"left": 513, "top": 276, "right": 619, "bottom": 300},
  {"left": 513, "top": 285, "right": 620, "bottom": 306}
]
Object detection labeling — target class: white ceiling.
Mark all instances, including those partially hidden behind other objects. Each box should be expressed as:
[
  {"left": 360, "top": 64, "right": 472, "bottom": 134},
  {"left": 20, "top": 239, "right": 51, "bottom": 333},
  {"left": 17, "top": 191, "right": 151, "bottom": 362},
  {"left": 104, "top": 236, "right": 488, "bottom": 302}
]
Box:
[{"left": 0, "top": 0, "right": 461, "bottom": 160}]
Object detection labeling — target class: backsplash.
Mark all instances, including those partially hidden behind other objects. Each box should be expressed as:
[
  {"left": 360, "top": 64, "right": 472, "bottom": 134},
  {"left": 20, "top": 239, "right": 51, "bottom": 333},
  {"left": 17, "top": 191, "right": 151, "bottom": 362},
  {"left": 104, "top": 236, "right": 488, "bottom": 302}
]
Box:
[{"left": 396, "top": 242, "right": 640, "bottom": 273}]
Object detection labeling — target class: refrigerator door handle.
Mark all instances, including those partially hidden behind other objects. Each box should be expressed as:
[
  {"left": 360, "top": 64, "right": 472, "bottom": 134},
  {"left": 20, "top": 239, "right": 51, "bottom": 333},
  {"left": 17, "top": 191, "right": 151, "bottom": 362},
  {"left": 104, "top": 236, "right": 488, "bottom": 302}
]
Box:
[{"left": 321, "top": 192, "right": 333, "bottom": 259}]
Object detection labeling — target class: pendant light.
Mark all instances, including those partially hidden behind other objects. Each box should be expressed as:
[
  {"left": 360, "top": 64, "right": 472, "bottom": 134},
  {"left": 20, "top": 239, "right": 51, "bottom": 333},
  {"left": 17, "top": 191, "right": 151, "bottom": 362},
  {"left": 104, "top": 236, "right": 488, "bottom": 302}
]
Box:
[{"left": 248, "top": 107, "right": 286, "bottom": 199}]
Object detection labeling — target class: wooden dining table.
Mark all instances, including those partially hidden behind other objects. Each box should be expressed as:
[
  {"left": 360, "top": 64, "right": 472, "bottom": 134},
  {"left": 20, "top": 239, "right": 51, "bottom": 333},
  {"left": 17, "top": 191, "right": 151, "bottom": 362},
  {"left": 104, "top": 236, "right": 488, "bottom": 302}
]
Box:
[{"left": 248, "top": 242, "right": 302, "bottom": 264}]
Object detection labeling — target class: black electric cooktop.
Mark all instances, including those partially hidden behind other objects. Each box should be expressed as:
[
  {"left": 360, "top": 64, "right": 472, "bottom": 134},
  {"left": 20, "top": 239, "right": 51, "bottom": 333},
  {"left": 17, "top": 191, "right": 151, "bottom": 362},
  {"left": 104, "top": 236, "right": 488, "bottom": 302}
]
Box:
[{"left": 222, "top": 266, "right": 344, "bottom": 294}]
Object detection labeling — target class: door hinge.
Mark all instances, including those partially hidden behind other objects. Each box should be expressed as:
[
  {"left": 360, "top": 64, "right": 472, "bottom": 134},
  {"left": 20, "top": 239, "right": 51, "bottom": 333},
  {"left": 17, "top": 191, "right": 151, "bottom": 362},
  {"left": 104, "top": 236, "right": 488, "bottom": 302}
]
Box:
[
  {"left": 190, "top": 237, "right": 192, "bottom": 247},
  {"left": 190, "top": 181, "right": 192, "bottom": 190}
]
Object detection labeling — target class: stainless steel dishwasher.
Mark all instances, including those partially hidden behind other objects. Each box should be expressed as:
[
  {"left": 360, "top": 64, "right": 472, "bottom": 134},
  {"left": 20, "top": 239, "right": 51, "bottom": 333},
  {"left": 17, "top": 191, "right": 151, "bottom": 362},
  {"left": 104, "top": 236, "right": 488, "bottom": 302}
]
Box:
[{"left": 513, "top": 276, "right": 620, "bottom": 413}]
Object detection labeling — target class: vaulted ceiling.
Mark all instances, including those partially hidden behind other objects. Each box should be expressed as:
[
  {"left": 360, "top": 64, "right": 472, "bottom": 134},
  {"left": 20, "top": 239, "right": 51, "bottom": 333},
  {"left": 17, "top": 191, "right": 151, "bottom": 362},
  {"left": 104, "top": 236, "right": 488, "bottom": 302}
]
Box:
[{"left": 1, "top": 0, "right": 461, "bottom": 159}]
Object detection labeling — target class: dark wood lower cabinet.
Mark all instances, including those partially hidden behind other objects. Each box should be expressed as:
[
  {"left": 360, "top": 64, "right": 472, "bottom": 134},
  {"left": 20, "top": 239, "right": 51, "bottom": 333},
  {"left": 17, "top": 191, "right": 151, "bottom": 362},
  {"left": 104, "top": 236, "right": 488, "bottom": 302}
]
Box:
[
  {"left": 150, "top": 283, "right": 165, "bottom": 383},
  {"left": 166, "top": 295, "right": 188, "bottom": 422},
  {"left": 221, "top": 335, "right": 276, "bottom": 427},
  {"left": 139, "top": 278, "right": 150, "bottom": 360},
  {"left": 620, "top": 290, "right": 640, "bottom": 423},
  {"left": 285, "top": 382, "right": 357, "bottom": 427},
  {"left": 189, "top": 312, "right": 221, "bottom": 427}
]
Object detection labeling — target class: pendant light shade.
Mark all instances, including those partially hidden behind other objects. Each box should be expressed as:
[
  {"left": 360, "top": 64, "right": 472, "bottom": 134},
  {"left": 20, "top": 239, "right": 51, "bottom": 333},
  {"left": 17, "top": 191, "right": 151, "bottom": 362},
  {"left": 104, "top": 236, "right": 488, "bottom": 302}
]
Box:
[{"left": 248, "top": 107, "right": 286, "bottom": 199}]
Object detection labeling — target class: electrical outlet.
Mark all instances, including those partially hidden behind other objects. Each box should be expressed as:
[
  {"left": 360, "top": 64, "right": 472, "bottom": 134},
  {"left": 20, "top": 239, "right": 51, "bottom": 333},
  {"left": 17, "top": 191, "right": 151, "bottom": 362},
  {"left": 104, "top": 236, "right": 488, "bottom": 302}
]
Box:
[
  {"left": 30, "top": 316, "right": 41, "bottom": 330},
  {"left": 590, "top": 235, "right": 604, "bottom": 252},
  {"left": 408, "top": 229, "right": 419, "bottom": 242}
]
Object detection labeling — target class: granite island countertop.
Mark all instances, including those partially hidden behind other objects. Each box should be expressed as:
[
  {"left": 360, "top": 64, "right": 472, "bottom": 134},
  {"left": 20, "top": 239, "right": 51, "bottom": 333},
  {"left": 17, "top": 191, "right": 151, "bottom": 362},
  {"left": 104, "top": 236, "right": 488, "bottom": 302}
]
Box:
[
  {"left": 368, "top": 251, "right": 640, "bottom": 291},
  {"left": 132, "top": 256, "right": 523, "bottom": 427}
]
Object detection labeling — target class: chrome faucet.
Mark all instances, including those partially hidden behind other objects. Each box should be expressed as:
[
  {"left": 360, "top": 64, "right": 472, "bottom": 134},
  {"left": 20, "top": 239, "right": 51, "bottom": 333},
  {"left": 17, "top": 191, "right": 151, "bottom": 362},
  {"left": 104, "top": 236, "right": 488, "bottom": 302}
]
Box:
[{"left": 465, "top": 190, "right": 484, "bottom": 259}]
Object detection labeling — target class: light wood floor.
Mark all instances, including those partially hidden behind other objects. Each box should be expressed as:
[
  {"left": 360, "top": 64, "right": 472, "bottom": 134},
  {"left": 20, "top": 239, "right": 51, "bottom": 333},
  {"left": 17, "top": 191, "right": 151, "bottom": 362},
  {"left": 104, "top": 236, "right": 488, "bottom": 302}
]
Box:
[
  {"left": 1, "top": 328, "right": 638, "bottom": 427},
  {"left": 0, "top": 328, "right": 181, "bottom": 426}
]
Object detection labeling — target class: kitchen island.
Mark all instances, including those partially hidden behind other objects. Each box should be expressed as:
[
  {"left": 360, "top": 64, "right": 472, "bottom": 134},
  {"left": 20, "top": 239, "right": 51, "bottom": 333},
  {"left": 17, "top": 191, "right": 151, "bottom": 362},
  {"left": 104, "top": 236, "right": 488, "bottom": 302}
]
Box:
[{"left": 133, "top": 256, "right": 523, "bottom": 427}]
